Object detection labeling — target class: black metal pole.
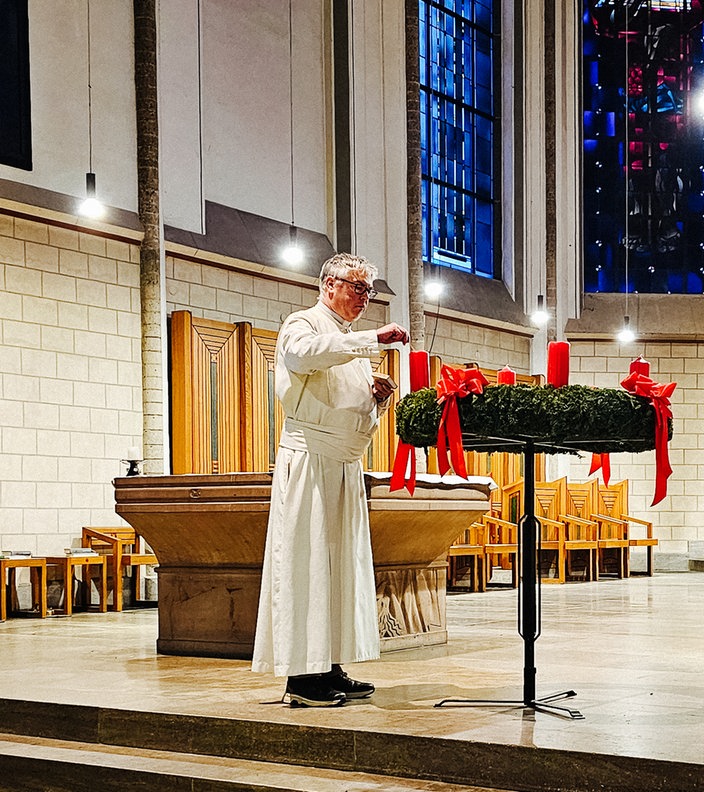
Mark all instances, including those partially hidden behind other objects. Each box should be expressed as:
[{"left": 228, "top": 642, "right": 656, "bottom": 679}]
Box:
[
  {"left": 435, "top": 434, "right": 581, "bottom": 718},
  {"left": 519, "top": 439, "right": 538, "bottom": 705}
]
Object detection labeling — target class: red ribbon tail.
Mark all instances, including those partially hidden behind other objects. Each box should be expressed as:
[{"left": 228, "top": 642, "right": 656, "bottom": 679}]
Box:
[
  {"left": 588, "top": 453, "right": 601, "bottom": 477},
  {"left": 651, "top": 411, "right": 672, "bottom": 506},
  {"left": 588, "top": 452, "right": 610, "bottom": 485},
  {"left": 390, "top": 440, "right": 417, "bottom": 495},
  {"left": 436, "top": 414, "right": 451, "bottom": 477},
  {"left": 444, "top": 397, "right": 467, "bottom": 479},
  {"left": 602, "top": 453, "right": 611, "bottom": 486},
  {"left": 407, "top": 446, "right": 416, "bottom": 496}
]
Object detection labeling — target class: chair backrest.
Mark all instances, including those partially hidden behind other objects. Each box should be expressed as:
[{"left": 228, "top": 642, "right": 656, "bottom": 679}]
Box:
[
  {"left": 467, "top": 521, "right": 487, "bottom": 546},
  {"left": 501, "top": 479, "right": 524, "bottom": 524},
  {"left": 81, "top": 526, "right": 137, "bottom": 553},
  {"left": 599, "top": 480, "right": 629, "bottom": 520},
  {"left": 534, "top": 477, "right": 567, "bottom": 521},
  {"left": 567, "top": 478, "right": 600, "bottom": 520}
]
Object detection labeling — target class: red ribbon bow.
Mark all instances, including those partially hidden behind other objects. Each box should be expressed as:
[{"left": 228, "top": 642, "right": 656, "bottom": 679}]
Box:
[
  {"left": 620, "top": 371, "right": 676, "bottom": 506},
  {"left": 436, "top": 365, "right": 489, "bottom": 478}
]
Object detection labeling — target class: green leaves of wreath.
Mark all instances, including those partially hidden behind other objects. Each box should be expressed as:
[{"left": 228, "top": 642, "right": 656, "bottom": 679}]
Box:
[{"left": 395, "top": 384, "right": 669, "bottom": 455}]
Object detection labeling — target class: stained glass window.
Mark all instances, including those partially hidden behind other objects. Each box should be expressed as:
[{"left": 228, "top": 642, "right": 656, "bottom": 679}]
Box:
[
  {"left": 419, "top": 0, "right": 498, "bottom": 277},
  {"left": 0, "top": 0, "right": 32, "bottom": 170},
  {"left": 583, "top": 0, "right": 704, "bottom": 294}
]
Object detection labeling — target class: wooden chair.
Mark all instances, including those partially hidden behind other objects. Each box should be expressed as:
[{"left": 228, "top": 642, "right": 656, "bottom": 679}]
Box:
[
  {"left": 447, "top": 522, "right": 487, "bottom": 592},
  {"left": 533, "top": 479, "right": 569, "bottom": 584},
  {"left": 482, "top": 515, "right": 519, "bottom": 587},
  {"left": 600, "top": 480, "right": 657, "bottom": 576},
  {"left": 592, "top": 512, "right": 629, "bottom": 578},
  {"left": 498, "top": 478, "right": 567, "bottom": 584},
  {"left": 563, "top": 479, "right": 601, "bottom": 581},
  {"left": 81, "top": 527, "right": 157, "bottom": 611}
]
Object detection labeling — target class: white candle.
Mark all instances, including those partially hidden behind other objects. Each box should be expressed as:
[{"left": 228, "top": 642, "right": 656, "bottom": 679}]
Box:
[{"left": 127, "top": 446, "right": 141, "bottom": 460}]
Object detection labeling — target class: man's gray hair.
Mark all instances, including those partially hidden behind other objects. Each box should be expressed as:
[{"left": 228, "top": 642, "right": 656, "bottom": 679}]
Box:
[{"left": 319, "top": 252, "right": 378, "bottom": 293}]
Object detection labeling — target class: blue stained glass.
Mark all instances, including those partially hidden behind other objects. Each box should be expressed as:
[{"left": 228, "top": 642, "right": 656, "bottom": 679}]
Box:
[
  {"left": 583, "top": 0, "right": 704, "bottom": 294},
  {"left": 420, "top": 0, "right": 497, "bottom": 277}
]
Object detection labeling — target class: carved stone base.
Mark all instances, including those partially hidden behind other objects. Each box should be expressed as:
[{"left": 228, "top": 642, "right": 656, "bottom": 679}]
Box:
[
  {"left": 155, "top": 567, "right": 261, "bottom": 658},
  {"left": 377, "top": 561, "right": 447, "bottom": 652}
]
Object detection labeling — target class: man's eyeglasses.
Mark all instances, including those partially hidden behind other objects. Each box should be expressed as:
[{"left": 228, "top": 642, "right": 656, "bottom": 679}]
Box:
[{"left": 335, "top": 277, "right": 377, "bottom": 299}]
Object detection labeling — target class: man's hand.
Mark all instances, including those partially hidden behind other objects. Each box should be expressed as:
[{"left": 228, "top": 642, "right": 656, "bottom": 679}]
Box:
[
  {"left": 372, "top": 378, "right": 396, "bottom": 402},
  {"left": 377, "top": 323, "right": 409, "bottom": 345}
]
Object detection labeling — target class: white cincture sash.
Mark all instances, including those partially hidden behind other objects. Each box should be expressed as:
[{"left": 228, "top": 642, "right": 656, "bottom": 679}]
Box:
[{"left": 280, "top": 418, "right": 373, "bottom": 462}]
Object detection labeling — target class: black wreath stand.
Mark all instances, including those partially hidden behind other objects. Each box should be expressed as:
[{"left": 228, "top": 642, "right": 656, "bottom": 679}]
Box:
[{"left": 435, "top": 438, "right": 584, "bottom": 719}]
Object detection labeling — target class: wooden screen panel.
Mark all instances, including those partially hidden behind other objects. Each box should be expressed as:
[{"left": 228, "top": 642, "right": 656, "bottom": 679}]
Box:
[
  {"left": 365, "top": 349, "right": 401, "bottom": 472},
  {"left": 250, "top": 327, "right": 280, "bottom": 471},
  {"left": 171, "top": 311, "right": 248, "bottom": 474}
]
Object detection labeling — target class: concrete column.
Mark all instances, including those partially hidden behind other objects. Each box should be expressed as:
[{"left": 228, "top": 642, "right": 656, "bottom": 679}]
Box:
[
  {"left": 405, "top": 0, "right": 424, "bottom": 350},
  {"left": 134, "top": 0, "right": 167, "bottom": 474}
]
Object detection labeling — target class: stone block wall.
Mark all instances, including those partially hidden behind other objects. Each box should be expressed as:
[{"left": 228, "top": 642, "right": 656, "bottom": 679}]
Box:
[
  {"left": 424, "top": 314, "right": 532, "bottom": 373},
  {"left": 0, "top": 216, "right": 143, "bottom": 555},
  {"left": 0, "top": 234, "right": 392, "bottom": 557},
  {"left": 164, "top": 254, "right": 389, "bottom": 333},
  {"left": 568, "top": 340, "right": 700, "bottom": 571}
]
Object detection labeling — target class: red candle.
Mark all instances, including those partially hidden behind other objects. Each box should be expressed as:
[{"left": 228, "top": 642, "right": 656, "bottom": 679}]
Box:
[
  {"left": 547, "top": 341, "right": 570, "bottom": 387},
  {"left": 629, "top": 355, "right": 650, "bottom": 377},
  {"left": 409, "top": 350, "right": 430, "bottom": 392},
  {"left": 497, "top": 365, "right": 516, "bottom": 385}
]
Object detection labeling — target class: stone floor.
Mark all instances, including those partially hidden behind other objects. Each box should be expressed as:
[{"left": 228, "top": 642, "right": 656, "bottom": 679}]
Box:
[{"left": 0, "top": 571, "right": 703, "bottom": 790}]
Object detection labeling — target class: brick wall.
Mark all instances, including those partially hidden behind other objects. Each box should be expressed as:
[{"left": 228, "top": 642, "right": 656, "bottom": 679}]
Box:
[
  {"left": 0, "top": 216, "right": 143, "bottom": 555},
  {"left": 568, "top": 340, "right": 699, "bottom": 571}
]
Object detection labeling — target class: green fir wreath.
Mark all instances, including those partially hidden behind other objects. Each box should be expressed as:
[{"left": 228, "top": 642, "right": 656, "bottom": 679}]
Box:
[{"left": 395, "top": 384, "right": 670, "bottom": 455}]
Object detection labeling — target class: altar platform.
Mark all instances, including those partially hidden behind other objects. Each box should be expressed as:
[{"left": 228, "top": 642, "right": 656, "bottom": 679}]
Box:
[{"left": 0, "top": 572, "right": 702, "bottom": 791}]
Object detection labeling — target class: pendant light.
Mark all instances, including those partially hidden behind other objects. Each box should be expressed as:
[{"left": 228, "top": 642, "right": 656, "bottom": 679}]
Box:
[
  {"left": 531, "top": 293, "right": 549, "bottom": 326},
  {"left": 78, "top": 0, "right": 105, "bottom": 219},
  {"left": 281, "top": 0, "right": 303, "bottom": 266}
]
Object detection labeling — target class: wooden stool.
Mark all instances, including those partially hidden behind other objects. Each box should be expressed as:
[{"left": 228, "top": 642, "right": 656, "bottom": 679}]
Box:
[
  {"left": 45, "top": 555, "right": 108, "bottom": 615},
  {"left": 81, "top": 527, "right": 157, "bottom": 611},
  {"left": 0, "top": 557, "right": 47, "bottom": 621}
]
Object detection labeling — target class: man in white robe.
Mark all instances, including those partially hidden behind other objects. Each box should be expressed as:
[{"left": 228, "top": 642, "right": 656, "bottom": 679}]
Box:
[{"left": 252, "top": 253, "right": 409, "bottom": 706}]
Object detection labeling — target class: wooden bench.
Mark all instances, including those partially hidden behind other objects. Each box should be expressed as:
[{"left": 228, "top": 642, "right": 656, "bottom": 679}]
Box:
[
  {"left": 1, "top": 557, "right": 47, "bottom": 620},
  {"left": 45, "top": 554, "right": 108, "bottom": 615},
  {"left": 81, "top": 527, "right": 157, "bottom": 611}
]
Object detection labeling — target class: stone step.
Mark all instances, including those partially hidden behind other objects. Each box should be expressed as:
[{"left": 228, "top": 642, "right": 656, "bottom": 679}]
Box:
[
  {"left": 0, "top": 697, "right": 701, "bottom": 792},
  {"left": 0, "top": 733, "right": 506, "bottom": 792}
]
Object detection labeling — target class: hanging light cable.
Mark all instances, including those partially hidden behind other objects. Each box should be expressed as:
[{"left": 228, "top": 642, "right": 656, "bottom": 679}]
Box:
[
  {"left": 618, "top": 3, "right": 634, "bottom": 344},
  {"left": 79, "top": 0, "right": 105, "bottom": 219},
  {"left": 350, "top": 0, "right": 358, "bottom": 254},
  {"left": 281, "top": 0, "right": 303, "bottom": 266}
]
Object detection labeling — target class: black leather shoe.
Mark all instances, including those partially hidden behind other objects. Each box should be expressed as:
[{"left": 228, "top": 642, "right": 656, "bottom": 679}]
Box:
[
  {"left": 285, "top": 675, "right": 346, "bottom": 707},
  {"left": 325, "top": 665, "right": 375, "bottom": 699}
]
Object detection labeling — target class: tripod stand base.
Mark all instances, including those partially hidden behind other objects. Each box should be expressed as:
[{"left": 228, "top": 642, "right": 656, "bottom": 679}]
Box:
[{"left": 434, "top": 689, "right": 584, "bottom": 719}]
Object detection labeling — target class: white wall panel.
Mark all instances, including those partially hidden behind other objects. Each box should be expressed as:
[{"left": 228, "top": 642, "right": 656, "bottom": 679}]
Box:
[
  {"left": 200, "top": 0, "right": 329, "bottom": 234},
  {"left": 0, "top": 0, "right": 137, "bottom": 213},
  {"left": 159, "top": 0, "right": 204, "bottom": 233}
]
